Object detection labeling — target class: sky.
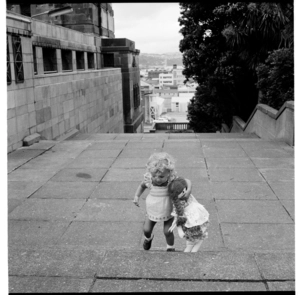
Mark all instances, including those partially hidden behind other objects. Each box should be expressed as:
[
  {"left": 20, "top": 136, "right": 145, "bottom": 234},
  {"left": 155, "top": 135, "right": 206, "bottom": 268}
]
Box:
[{"left": 112, "top": 3, "right": 183, "bottom": 54}]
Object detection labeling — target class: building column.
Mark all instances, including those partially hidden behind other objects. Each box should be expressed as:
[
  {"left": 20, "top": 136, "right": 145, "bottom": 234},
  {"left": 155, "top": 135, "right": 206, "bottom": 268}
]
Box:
[
  {"left": 56, "top": 49, "right": 62, "bottom": 73},
  {"left": 36, "top": 47, "right": 44, "bottom": 74},
  {"left": 84, "top": 52, "right": 88, "bottom": 70},
  {"left": 72, "top": 50, "right": 77, "bottom": 71}
]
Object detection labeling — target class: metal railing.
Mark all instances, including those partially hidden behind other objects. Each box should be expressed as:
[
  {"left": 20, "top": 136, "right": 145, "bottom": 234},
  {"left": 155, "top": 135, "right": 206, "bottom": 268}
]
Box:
[{"left": 152, "top": 122, "right": 192, "bottom": 131}]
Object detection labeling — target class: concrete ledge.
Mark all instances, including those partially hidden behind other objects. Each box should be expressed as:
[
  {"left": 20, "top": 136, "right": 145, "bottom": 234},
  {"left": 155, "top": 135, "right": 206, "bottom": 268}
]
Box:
[
  {"left": 231, "top": 101, "right": 294, "bottom": 146},
  {"left": 56, "top": 129, "right": 80, "bottom": 142},
  {"left": 23, "top": 133, "right": 41, "bottom": 146}
]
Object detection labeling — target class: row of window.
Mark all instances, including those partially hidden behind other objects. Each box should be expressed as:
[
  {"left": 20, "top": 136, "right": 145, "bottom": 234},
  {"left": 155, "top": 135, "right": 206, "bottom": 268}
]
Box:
[
  {"left": 34, "top": 47, "right": 95, "bottom": 75},
  {"left": 160, "top": 81, "right": 173, "bottom": 84},
  {"left": 7, "top": 35, "right": 97, "bottom": 85},
  {"left": 7, "top": 36, "right": 141, "bottom": 112}
]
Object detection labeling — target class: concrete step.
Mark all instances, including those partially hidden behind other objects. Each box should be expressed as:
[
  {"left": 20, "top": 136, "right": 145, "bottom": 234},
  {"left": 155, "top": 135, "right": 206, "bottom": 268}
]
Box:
[
  {"left": 8, "top": 247, "right": 294, "bottom": 291},
  {"left": 68, "top": 132, "right": 259, "bottom": 141}
]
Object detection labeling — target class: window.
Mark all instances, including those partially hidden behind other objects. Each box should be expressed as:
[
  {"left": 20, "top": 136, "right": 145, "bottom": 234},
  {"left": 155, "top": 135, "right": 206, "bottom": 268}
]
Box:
[
  {"left": 7, "top": 38, "right": 11, "bottom": 85},
  {"left": 43, "top": 47, "right": 57, "bottom": 73},
  {"left": 76, "top": 51, "right": 85, "bottom": 70},
  {"left": 103, "top": 53, "right": 114, "bottom": 67},
  {"left": 133, "top": 84, "right": 140, "bottom": 109},
  {"left": 20, "top": 4, "right": 31, "bottom": 16},
  {"left": 87, "top": 52, "right": 95, "bottom": 69},
  {"left": 32, "top": 46, "right": 37, "bottom": 75},
  {"left": 12, "top": 36, "right": 24, "bottom": 83},
  {"left": 61, "top": 49, "right": 73, "bottom": 71}
]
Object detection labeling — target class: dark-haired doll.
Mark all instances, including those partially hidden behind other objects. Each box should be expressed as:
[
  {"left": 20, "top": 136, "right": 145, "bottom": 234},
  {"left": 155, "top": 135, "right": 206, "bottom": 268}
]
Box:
[{"left": 168, "top": 177, "right": 209, "bottom": 252}]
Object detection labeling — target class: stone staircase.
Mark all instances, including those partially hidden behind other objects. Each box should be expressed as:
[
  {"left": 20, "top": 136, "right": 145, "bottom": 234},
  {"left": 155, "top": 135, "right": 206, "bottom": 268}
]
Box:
[{"left": 7, "top": 132, "right": 294, "bottom": 292}]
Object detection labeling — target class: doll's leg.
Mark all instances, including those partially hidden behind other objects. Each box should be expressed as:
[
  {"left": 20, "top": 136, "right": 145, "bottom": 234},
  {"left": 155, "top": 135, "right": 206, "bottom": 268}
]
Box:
[
  {"left": 163, "top": 218, "right": 175, "bottom": 250},
  {"left": 184, "top": 240, "right": 194, "bottom": 252},
  {"left": 191, "top": 239, "right": 203, "bottom": 252}
]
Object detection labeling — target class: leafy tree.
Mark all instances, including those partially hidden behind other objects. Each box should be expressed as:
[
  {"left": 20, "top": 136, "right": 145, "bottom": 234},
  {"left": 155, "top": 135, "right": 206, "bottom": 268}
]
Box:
[
  {"left": 221, "top": 2, "right": 293, "bottom": 69},
  {"left": 256, "top": 48, "right": 294, "bottom": 109},
  {"left": 179, "top": 2, "right": 293, "bottom": 132}
]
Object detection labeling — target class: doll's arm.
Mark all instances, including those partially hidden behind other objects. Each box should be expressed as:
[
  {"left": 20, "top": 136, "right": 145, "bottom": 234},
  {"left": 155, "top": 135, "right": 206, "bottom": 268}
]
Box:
[
  {"left": 184, "top": 178, "right": 192, "bottom": 198},
  {"left": 133, "top": 182, "right": 147, "bottom": 207}
]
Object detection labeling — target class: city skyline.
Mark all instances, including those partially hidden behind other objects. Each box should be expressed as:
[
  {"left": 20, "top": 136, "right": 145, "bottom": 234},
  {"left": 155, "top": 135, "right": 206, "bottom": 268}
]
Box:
[{"left": 113, "top": 3, "right": 183, "bottom": 54}]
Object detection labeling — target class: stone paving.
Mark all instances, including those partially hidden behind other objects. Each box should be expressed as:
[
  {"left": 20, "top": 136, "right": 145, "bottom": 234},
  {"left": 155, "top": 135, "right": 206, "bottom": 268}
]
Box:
[{"left": 7, "top": 133, "right": 295, "bottom": 292}]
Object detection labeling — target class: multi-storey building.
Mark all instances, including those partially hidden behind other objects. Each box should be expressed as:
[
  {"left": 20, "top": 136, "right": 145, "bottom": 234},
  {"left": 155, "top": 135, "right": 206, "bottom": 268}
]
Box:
[
  {"left": 158, "top": 64, "right": 185, "bottom": 87},
  {"left": 7, "top": 3, "right": 143, "bottom": 152},
  {"left": 8, "top": 3, "right": 115, "bottom": 38}
]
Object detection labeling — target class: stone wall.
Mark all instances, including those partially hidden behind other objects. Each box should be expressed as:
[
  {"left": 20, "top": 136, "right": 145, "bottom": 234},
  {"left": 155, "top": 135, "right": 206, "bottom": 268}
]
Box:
[
  {"left": 7, "top": 12, "right": 124, "bottom": 153},
  {"left": 231, "top": 101, "right": 294, "bottom": 146},
  {"left": 31, "top": 69, "right": 123, "bottom": 139}
]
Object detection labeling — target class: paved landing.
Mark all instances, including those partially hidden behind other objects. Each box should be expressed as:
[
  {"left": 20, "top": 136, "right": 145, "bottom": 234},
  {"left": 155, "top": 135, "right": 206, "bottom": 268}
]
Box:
[{"left": 7, "top": 133, "right": 295, "bottom": 292}]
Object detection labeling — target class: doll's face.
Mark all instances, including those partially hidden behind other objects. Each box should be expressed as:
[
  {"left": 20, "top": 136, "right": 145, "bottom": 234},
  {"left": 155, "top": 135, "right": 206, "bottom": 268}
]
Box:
[{"left": 151, "top": 168, "right": 170, "bottom": 186}]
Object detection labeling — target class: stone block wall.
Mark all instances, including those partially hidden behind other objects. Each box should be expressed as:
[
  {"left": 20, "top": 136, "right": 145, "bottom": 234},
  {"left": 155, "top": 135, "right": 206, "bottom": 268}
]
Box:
[
  {"left": 7, "top": 12, "right": 124, "bottom": 153},
  {"left": 231, "top": 101, "right": 294, "bottom": 146},
  {"left": 31, "top": 69, "right": 123, "bottom": 141}
]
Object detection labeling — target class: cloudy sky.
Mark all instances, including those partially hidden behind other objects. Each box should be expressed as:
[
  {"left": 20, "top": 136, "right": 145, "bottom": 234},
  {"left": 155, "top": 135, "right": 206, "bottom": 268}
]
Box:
[{"left": 112, "top": 3, "right": 183, "bottom": 54}]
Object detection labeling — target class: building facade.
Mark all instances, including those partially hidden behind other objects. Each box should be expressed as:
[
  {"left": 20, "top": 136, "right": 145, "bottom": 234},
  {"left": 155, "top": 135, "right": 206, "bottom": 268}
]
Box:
[
  {"left": 8, "top": 3, "right": 115, "bottom": 38},
  {"left": 158, "top": 64, "right": 185, "bottom": 87},
  {"left": 142, "top": 87, "right": 196, "bottom": 123},
  {"left": 7, "top": 6, "right": 142, "bottom": 153},
  {"left": 101, "top": 38, "right": 143, "bottom": 133}
]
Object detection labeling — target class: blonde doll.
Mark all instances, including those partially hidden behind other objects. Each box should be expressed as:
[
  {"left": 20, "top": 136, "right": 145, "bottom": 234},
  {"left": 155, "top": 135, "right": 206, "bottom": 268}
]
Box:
[
  {"left": 168, "top": 177, "right": 209, "bottom": 252},
  {"left": 133, "top": 152, "right": 192, "bottom": 252}
]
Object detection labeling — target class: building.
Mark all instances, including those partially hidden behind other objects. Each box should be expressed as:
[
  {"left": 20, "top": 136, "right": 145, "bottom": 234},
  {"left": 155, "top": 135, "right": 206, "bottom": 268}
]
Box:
[
  {"left": 148, "top": 70, "right": 168, "bottom": 79},
  {"left": 101, "top": 38, "right": 143, "bottom": 133},
  {"left": 142, "top": 87, "right": 196, "bottom": 123},
  {"left": 8, "top": 3, "right": 115, "bottom": 38},
  {"left": 158, "top": 73, "right": 173, "bottom": 86},
  {"left": 172, "top": 65, "right": 185, "bottom": 86},
  {"left": 140, "top": 80, "right": 154, "bottom": 123},
  {"left": 7, "top": 4, "right": 143, "bottom": 152},
  {"left": 158, "top": 64, "right": 185, "bottom": 87},
  {"left": 171, "top": 93, "right": 194, "bottom": 112}
]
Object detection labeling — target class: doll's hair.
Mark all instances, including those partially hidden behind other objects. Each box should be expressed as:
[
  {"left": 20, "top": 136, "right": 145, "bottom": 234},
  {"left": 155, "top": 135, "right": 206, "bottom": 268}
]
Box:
[
  {"left": 146, "top": 152, "right": 177, "bottom": 179},
  {"left": 168, "top": 177, "right": 188, "bottom": 226}
]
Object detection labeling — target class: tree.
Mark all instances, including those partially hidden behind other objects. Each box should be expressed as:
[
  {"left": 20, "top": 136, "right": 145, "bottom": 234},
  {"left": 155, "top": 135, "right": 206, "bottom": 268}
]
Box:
[
  {"left": 179, "top": 2, "right": 293, "bottom": 132},
  {"left": 221, "top": 2, "right": 293, "bottom": 69},
  {"left": 179, "top": 2, "right": 258, "bottom": 131},
  {"left": 256, "top": 48, "right": 294, "bottom": 109}
]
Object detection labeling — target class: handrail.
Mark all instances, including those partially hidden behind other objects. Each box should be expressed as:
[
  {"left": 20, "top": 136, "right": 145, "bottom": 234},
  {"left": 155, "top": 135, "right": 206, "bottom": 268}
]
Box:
[
  {"left": 230, "top": 101, "right": 294, "bottom": 146},
  {"left": 154, "top": 122, "right": 191, "bottom": 131}
]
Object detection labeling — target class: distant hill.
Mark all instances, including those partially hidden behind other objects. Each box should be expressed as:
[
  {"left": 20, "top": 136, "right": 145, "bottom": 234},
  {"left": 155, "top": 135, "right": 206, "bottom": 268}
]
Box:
[{"left": 139, "top": 53, "right": 183, "bottom": 68}]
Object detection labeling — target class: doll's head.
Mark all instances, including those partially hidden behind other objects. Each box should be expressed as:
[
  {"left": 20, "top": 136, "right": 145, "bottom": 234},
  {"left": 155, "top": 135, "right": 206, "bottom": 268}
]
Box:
[
  {"left": 146, "top": 152, "right": 176, "bottom": 185},
  {"left": 168, "top": 177, "right": 188, "bottom": 226}
]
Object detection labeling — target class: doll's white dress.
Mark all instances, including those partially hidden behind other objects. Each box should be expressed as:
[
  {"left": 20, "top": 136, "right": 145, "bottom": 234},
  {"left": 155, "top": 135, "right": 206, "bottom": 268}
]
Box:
[{"left": 171, "top": 194, "right": 209, "bottom": 242}]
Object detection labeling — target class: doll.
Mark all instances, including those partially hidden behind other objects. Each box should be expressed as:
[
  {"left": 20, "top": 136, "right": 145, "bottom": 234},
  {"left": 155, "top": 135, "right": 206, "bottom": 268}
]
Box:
[
  {"left": 168, "top": 177, "right": 209, "bottom": 252},
  {"left": 133, "top": 152, "right": 192, "bottom": 251}
]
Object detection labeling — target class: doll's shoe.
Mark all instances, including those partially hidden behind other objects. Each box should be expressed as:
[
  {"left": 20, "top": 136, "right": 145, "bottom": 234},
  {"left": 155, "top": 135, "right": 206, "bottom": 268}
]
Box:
[
  {"left": 166, "top": 248, "right": 175, "bottom": 252},
  {"left": 143, "top": 236, "right": 153, "bottom": 250}
]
